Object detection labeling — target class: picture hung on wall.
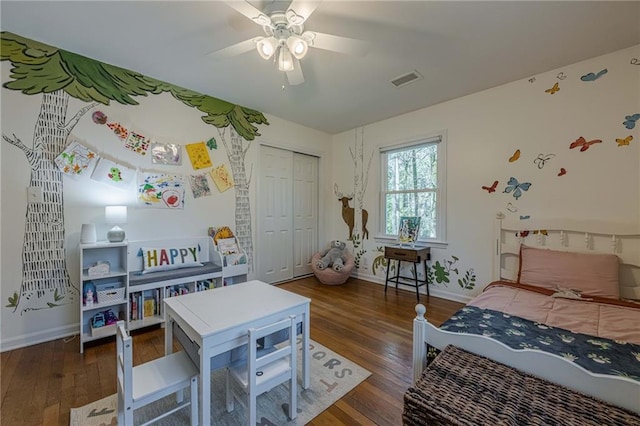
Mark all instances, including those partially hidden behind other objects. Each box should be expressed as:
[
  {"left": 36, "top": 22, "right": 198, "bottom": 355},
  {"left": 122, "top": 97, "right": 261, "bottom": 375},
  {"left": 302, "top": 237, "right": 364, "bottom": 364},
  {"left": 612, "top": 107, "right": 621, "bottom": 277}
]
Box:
[
  {"left": 189, "top": 173, "right": 212, "bottom": 198},
  {"left": 54, "top": 139, "right": 98, "bottom": 178},
  {"left": 138, "top": 173, "right": 185, "bottom": 209},
  {"left": 186, "top": 141, "right": 212, "bottom": 170},
  {"left": 123, "top": 130, "right": 150, "bottom": 155},
  {"left": 210, "top": 164, "right": 234, "bottom": 192},
  {"left": 151, "top": 142, "right": 182, "bottom": 165},
  {"left": 398, "top": 216, "right": 421, "bottom": 246},
  {"left": 91, "top": 158, "right": 135, "bottom": 189}
]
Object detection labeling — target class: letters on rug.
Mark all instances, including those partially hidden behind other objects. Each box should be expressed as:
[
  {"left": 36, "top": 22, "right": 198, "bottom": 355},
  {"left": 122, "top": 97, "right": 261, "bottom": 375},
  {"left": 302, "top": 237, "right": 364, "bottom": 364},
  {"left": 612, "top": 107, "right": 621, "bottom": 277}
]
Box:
[{"left": 70, "top": 339, "right": 371, "bottom": 425}]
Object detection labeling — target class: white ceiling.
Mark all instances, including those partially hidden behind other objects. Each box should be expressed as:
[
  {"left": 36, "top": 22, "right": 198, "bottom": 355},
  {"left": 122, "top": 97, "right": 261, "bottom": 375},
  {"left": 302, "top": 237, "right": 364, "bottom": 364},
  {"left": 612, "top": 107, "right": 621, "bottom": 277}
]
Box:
[{"left": 2, "top": 1, "right": 639, "bottom": 135}]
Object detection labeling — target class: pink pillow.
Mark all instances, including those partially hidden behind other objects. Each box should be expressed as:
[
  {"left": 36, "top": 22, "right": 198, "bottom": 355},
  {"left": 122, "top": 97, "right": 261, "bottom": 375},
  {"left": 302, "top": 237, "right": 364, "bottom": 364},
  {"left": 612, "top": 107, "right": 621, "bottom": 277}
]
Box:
[{"left": 518, "top": 245, "right": 620, "bottom": 299}]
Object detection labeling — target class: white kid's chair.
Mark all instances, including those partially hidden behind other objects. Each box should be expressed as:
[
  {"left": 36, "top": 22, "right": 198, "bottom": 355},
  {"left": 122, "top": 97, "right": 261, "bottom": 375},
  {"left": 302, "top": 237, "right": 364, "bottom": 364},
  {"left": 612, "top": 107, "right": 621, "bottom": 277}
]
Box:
[
  {"left": 116, "top": 321, "right": 199, "bottom": 426},
  {"left": 225, "top": 315, "right": 297, "bottom": 425}
]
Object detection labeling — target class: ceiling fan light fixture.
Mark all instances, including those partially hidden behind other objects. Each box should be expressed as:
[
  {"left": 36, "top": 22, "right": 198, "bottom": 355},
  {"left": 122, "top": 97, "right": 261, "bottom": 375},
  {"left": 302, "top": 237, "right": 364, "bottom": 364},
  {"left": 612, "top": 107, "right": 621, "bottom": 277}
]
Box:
[
  {"left": 286, "top": 36, "right": 308, "bottom": 59},
  {"left": 256, "top": 37, "right": 277, "bottom": 60},
  {"left": 277, "top": 46, "right": 295, "bottom": 72}
]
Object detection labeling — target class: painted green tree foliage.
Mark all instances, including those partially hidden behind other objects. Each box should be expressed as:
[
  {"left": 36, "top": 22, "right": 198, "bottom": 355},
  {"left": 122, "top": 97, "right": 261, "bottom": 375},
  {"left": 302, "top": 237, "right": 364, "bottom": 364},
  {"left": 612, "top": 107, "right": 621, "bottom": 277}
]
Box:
[{"left": 1, "top": 32, "right": 268, "bottom": 312}]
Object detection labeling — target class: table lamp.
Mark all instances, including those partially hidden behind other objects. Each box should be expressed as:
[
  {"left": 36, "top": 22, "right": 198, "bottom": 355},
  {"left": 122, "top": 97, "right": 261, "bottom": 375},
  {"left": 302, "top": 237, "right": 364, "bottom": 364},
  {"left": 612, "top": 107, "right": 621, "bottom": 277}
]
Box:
[{"left": 105, "top": 205, "right": 127, "bottom": 242}]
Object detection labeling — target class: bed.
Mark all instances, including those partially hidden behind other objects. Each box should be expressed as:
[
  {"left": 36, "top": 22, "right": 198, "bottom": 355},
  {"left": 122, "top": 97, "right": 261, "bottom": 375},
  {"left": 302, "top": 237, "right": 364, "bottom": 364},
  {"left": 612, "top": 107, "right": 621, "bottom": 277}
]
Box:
[{"left": 410, "top": 214, "right": 640, "bottom": 418}]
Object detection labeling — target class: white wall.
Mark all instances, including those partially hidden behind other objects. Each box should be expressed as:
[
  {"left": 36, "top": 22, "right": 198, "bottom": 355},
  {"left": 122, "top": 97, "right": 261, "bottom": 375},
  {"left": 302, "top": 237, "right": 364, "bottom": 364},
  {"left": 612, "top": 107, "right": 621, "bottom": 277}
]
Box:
[
  {"left": 0, "top": 58, "right": 331, "bottom": 351},
  {"left": 329, "top": 45, "right": 640, "bottom": 302}
]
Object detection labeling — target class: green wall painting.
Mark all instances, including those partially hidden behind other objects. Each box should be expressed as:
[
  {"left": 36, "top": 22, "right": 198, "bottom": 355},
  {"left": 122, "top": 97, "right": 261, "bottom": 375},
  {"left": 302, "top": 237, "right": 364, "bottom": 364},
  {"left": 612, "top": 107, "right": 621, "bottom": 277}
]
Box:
[{"left": 1, "top": 31, "right": 268, "bottom": 313}]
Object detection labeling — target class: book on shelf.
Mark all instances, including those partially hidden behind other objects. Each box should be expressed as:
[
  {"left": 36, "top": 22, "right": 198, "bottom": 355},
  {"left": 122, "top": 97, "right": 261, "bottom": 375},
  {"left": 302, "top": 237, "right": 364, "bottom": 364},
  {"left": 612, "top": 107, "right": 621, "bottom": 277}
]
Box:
[{"left": 143, "top": 298, "right": 155, "bottom": 317}]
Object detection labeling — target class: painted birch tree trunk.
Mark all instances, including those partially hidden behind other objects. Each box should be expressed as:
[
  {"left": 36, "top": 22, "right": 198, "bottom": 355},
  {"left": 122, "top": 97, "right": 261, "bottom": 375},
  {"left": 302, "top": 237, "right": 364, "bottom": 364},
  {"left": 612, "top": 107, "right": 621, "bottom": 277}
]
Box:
[
  {"left": 4, "top": 90, "right": 87, "bottom": 312},
  {"left": 349, "top": 127, "right": 373, "bottom": 240},
  {"left": 219, "top": 128, "right": 254, "bottom": 272}
]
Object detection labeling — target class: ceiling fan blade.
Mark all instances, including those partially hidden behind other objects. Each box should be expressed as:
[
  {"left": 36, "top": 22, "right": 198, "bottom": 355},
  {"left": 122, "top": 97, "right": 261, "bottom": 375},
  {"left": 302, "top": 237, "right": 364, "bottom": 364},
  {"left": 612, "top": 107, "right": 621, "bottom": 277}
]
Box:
[
  {"left": 307, "top": 31, "right": 369, "bottom": 56},
  {"left": 286, "top": 0, "right": 321, "bottom": 25},
  {"left": 286, "top": 58, "right": 305, "bottom": 86},
  {"left": 225, "top": 1, "right": 273, "bottom": 27},
  {"left": 208, "top": 38, "right": 257, "bottom": 59}
]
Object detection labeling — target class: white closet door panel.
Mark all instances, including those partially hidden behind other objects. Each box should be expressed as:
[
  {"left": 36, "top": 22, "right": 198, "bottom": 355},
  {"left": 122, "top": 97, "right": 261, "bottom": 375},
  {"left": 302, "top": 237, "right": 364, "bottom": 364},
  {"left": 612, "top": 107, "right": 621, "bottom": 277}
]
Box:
[
  {"left": 293, "top": 153, "right": 318, "bottom": 277},
  {"left": 258, "top": 146, "right": 294, "bottom": 283}
]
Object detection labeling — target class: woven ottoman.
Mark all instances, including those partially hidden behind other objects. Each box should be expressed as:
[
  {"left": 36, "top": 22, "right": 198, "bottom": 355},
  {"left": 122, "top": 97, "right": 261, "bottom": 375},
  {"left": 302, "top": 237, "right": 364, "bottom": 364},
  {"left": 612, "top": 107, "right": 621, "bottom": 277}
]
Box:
[{"left": 403, "top": 345, "right": 639, "bottom": 426}]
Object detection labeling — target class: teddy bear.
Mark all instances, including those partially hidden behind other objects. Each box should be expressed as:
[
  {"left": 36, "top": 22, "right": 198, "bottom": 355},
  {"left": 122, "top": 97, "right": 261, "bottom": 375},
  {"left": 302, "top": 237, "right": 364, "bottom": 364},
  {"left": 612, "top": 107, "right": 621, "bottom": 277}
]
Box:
[{"left": 316, "top": 240, "right": 348, "bottom": 272}]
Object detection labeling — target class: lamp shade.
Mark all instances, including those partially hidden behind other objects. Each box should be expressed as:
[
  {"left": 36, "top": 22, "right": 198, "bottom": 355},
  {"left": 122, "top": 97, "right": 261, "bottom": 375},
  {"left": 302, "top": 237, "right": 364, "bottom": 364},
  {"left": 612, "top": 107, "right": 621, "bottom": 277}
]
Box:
[
  {"left": 286, "top": 36, "right": 308, "bottom": 59},
  {"left": 105, "top": 206, "right": 127, "bottom": 224},
  {"left": 277, "top": 46, "right": 294, "bottom": 72},
  {"left": 256, "top": 37, "right": 277, "bottom": 60}
]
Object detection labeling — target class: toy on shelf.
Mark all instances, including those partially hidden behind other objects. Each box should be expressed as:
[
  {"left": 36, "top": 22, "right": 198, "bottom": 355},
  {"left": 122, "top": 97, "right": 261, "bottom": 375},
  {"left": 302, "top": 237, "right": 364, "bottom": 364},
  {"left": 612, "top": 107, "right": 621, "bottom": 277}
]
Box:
[{"left": 83, "top": 281, "right": 98, "bottom": 307}]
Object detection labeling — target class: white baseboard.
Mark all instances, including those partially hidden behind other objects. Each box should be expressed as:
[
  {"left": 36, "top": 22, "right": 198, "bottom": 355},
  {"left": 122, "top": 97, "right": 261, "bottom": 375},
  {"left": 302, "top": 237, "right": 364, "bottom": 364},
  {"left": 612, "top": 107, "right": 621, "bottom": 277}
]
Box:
[
  {"left": 351, "top": 269, "right": 473, "bottom": 305},
  {"left": 1, "top": 323, "right": 79, "bottom": 353}
]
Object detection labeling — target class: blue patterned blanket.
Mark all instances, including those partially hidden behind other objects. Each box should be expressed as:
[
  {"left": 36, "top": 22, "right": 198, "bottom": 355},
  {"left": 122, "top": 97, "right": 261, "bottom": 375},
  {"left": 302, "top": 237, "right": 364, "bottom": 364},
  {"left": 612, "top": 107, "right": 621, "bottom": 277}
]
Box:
[{"left": 439, "top": 305, "right": 640, "bottom": 381}]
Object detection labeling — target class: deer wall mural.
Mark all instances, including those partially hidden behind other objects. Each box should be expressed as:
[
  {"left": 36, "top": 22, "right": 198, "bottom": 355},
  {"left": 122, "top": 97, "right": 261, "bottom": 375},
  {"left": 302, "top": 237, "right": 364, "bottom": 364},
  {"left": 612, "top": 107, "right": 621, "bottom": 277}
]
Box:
[{"left": 334, "top": 184, "right": 369, "bottom": 240}]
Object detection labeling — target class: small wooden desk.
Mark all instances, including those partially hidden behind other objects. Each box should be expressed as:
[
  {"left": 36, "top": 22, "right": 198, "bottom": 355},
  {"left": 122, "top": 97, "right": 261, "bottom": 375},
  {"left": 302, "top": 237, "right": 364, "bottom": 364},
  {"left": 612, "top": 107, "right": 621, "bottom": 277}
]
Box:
[
  {"left": 384, "top": 245, "right": 430, "bottom": 301},
  {"left": 164, "top": 280, "right": 311, "bottom": 426}
]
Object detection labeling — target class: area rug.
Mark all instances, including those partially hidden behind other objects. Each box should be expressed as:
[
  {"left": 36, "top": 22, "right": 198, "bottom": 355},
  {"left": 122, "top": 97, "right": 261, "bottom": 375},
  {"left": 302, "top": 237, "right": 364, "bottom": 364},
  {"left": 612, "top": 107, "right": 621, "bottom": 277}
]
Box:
[{"left": 70, "top": 339, "right": 371, "bottom": 425}]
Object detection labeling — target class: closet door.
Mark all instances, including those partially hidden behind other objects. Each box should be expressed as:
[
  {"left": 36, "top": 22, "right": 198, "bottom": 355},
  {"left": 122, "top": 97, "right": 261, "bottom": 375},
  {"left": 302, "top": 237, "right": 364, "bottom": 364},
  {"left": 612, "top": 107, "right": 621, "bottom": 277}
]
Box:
[
  {"left": 258, "top": 146, "right": 294, "bottom": 283},
  {"left": 293, "top": 153, "right": 318, "bottom": 277},
  {"left": 258, "top": 146, "right": 319, "bottom": 283}
]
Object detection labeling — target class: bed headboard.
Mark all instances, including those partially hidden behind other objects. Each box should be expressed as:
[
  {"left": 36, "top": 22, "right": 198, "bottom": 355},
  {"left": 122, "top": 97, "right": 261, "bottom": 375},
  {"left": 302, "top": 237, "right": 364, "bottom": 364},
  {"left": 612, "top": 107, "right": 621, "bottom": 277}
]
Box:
[{"left": 493, "top": 213, "right": 640, "bottom": 300}]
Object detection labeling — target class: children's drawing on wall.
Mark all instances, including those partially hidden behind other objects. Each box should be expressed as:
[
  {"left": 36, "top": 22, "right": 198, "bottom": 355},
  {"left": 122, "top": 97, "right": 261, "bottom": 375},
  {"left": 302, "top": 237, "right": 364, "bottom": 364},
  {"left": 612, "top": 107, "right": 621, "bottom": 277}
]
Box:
[
  {"left": 189, "top": 173, "right": 212, "bottom": 198},
  {"left": 508, "top": 149, "right": 520, "bottom": 162},
  {"left": 616, "top": 135, "right": 633, "bottom": 147},
  {"left": 123, "top": 131, "right": 150, "bottom": 155},
  {"left": 533, "top": 153, "right": 555, "bottom": 169},
  {"left": 1, "top": 31, "right": 269, "bottom": 311},
  {"left": 151, "top": 142, "right": 182, "bottom": 165},
  {"left": 503, "top": 177, "right": 531, "bottom": 200},
  {"left": 623, "top": 113, "right": 640, "bottom": 129},
  {"left": 91, "top": 158, "right": 135, "bottom": 189},
  {"left": 210, "top": 164, "right": 234, "bottom": 192},
  {"left": 206, "top": 136, "right": 217, "bottom": 150},
  {"left": 570, "top": 136, "right": 602, "bottom": 152},
  {"left": 580, "top": 68, "right": 608, "bottom": 82},
  {"left": 186, "top": 141, "right": 212, "bottom": 170},
  {"left": 481, "top": 180, "right": 498, "bottom": 194},
  {"left": 138, "top": 173, "right": 185, "bottom": 209},
  {"left": 54, "top": 139, "right": 98, "bottom": 177},
  {"left": 545, "top": 82, "right": 560, "bottom": 94}
]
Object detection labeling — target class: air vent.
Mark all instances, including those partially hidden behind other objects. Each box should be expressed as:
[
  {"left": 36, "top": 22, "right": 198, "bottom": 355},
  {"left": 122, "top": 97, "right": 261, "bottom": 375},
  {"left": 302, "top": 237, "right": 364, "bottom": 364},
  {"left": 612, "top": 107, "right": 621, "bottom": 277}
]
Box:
[{"left": 391, "top": 70, "right": 423, "bottom": 88}]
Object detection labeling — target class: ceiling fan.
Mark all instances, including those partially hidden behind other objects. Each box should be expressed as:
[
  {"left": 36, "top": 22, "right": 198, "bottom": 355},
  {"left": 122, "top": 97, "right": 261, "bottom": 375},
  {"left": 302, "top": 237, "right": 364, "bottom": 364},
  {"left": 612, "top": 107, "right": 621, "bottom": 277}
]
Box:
[{"left": 211, "top": 1, "right": 369, "bottom": 86}]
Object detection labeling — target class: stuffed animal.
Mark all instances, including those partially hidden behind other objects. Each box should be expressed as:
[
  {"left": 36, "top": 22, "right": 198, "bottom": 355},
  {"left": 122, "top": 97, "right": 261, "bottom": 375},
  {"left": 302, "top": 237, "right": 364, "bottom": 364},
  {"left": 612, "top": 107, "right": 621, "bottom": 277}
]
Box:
[{"left": 316, "top": 240, "right": 347, "bottom": 272}]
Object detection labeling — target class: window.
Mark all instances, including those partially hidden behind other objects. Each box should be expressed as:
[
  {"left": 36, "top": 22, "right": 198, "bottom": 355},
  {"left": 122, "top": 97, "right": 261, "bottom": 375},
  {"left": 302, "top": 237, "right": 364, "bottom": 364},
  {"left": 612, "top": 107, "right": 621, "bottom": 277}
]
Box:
[{"left": 380, "top": 134, "right": 446, "bottom": 242}]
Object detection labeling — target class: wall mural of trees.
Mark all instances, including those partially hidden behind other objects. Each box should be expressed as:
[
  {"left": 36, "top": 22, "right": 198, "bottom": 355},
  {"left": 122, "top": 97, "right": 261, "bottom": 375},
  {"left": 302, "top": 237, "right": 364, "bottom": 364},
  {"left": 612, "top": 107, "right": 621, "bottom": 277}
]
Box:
[{"left": 1, "top": 31, "right": 268, "bottom": 313}]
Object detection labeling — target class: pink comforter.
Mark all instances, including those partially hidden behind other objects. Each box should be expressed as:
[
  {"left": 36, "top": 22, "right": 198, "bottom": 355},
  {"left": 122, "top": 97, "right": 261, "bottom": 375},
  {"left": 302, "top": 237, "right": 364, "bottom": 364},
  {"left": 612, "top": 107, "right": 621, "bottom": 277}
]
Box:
[{"left": 468, "top": 281, "right": 640, "bottom": 345}]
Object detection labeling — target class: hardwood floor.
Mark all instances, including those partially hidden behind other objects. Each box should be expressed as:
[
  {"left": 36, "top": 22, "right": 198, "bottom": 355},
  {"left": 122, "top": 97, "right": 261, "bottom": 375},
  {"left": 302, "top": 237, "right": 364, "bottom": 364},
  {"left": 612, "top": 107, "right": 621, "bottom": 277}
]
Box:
[{"left": 0, "top": 277, "right": 463, "bottom": 425}]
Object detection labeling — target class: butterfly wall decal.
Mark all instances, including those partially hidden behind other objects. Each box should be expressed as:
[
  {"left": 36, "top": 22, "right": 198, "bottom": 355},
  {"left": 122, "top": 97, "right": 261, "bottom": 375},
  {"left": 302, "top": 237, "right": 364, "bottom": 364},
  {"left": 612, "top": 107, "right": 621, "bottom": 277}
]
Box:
[
  {"left": 558, "top": 168, "right": 567, "bottom": 176},
  {"left": 623, "top": 113, "right": 640, "bottom": 130},
  {"left": 569, "top": 136, "right": 602, "bottom": 152},
  {"left": 631, "top": 58, "right": 639, "bottom": 65},
  {"left": 506, "top": 202, "right": 518, "bottom": 213},
  {"left": 482, "top": 180, "right": 499, "bottom": 193},
  {"left": 580, "top": 69, "right": 608, "bottom": 82},
  {"left": 503, "top": 177, "right": 531, "bottom": 200},
  {"left": 508, "top": 149, "right": 521, "bottom": 162},
  {"left": 520, "top": 215, "right": 530, "bottom": 220},
  {"left": 616, "top": 135, "right": 633, "bottom": 147},
  {"left": 533, "top": 153, "right": 555, "bottom": 169},
  {"left": 545, "top": 82, "right": 560, "bottom": 94},
  {"left": 556, "top": 72, "right": 567, "bottom": 80}
]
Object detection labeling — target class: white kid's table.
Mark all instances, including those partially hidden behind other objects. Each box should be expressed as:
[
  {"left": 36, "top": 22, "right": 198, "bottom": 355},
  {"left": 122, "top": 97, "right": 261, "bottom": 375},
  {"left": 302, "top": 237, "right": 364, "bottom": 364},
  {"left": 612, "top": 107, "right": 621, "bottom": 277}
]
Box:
[{"left": 164, "top": 280, "right": 311, "bottom": 426}]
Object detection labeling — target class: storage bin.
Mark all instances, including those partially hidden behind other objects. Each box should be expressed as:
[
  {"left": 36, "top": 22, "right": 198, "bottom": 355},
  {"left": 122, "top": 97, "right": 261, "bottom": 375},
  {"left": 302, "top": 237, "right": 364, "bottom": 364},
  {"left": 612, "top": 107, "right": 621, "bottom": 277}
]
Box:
[{"left": 97, "top": 286, "right": 125, "bottom": 303}]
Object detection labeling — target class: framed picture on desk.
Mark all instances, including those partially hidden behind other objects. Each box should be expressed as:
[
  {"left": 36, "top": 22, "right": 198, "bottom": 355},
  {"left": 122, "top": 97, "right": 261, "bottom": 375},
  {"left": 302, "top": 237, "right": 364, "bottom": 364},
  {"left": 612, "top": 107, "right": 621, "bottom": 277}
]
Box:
[{"left": 398, "top": 216, "right": 421, "bottom": 246}]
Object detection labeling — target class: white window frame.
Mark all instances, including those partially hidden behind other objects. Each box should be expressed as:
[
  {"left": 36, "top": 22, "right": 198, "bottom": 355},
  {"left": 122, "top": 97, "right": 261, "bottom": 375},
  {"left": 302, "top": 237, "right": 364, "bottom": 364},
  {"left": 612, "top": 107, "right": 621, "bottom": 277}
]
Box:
[{"left": 377, "top": 132, "right": 447, "bottom": 248}]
